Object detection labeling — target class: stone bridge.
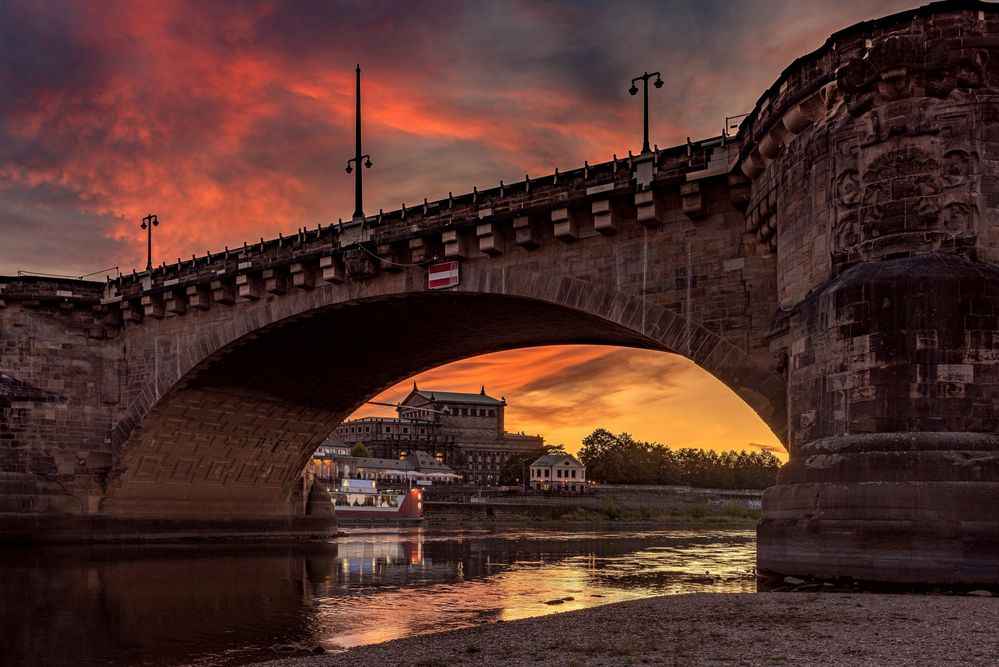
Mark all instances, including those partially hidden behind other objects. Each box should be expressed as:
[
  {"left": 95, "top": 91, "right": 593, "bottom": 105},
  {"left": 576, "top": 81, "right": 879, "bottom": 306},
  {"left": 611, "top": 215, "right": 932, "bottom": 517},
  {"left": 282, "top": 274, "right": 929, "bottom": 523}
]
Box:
[{"left": 3, "top": 0, "right": 999, "bottom": 583}]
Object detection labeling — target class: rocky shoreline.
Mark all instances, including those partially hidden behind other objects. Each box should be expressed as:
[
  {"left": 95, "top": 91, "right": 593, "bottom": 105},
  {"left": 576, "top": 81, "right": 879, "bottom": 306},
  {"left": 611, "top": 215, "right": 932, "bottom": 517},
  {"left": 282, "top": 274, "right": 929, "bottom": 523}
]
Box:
[{"left": 259, "top": 591, "right": 999, "bottom": 666}]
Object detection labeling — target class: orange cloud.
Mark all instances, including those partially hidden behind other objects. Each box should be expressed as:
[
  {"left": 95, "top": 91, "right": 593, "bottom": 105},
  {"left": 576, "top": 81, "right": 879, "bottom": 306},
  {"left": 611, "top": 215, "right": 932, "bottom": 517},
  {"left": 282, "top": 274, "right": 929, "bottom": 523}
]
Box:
[{"left": 351, "top": 345, "right": 784, "bottom": 458}]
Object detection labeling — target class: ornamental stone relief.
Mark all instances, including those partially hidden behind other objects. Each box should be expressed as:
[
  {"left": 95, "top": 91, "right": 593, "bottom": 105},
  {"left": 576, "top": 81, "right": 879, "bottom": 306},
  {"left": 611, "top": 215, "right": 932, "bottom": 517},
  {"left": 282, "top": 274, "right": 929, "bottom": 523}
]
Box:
[{"left": 832, "top": 142, "right": 977, "bottom": 259}]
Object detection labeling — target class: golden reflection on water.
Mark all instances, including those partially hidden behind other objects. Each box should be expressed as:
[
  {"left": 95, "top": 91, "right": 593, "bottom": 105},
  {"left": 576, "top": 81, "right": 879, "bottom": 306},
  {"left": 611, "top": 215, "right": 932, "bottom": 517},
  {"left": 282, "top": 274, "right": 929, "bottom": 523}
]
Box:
[
  {"left": 311, "top": 527, "right": 757, "bottom": 650},
  {"left": 0, "top": 527, "right": 756, "bottom": 666}
]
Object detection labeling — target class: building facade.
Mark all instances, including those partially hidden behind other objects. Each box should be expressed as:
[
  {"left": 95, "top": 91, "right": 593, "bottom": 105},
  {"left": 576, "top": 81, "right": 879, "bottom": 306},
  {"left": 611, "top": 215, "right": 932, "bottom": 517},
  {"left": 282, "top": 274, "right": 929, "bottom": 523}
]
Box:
[
  {"left": 529, "top": 454, "right": 586, "bottom": 493},
  {"left": 334, "top": 385, "right": 544, "bottom": 485}
]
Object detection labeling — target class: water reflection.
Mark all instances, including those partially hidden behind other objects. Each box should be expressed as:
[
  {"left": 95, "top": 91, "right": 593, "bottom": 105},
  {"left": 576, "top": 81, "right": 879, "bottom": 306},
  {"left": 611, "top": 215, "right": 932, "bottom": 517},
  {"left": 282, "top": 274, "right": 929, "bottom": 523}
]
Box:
[{"left": 0, "top": 528, "right": 756, "bottom": 666}]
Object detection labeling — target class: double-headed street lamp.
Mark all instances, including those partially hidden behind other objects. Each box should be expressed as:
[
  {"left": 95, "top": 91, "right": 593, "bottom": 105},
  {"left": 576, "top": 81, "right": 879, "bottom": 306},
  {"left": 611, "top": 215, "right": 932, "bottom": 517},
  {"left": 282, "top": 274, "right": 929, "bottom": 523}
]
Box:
[
  {"left": 140, "top": 213, "right": 159, "bottom": 272},
  {"left": 629, "top": 71, "right": 664, "bottom": 155},
  {"left": 345, "top": 64, "right": 372, "bottom": 221}
]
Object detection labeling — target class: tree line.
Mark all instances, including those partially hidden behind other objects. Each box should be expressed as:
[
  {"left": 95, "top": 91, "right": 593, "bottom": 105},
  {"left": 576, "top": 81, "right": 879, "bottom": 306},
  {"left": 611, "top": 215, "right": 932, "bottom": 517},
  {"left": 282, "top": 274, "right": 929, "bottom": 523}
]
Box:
[{"left": 576, "top": 428, "right": 781, "bottom": 490}]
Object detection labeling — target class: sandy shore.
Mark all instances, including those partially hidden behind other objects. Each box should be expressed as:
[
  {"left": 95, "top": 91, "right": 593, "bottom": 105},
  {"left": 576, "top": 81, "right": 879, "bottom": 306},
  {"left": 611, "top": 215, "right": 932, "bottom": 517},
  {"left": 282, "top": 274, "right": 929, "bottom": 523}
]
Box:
[{"left": 260, "top": 591, "right": 999, "bottom": 666}]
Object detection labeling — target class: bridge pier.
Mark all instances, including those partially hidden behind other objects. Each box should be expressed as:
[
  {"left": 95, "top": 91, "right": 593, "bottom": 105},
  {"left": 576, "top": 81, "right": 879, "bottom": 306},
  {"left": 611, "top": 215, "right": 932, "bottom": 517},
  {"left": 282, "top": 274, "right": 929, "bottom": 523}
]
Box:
[
  {"left": 745, "top": 2, "right": 999, "bottom": 584},
  {"left": 759, "top": 254, "right": 999, "bottom": 584}
]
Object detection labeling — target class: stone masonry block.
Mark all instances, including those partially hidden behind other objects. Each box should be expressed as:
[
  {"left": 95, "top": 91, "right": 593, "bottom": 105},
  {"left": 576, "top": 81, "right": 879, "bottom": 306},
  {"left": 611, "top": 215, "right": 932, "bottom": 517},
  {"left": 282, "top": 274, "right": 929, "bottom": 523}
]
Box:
[
  {"left": 211, "top": 279, "right": 236, "bottom": 305},
  {"left": 592, "top": 199, "right": 621, "bottom": 235},
  {"left": 552, "top": 207, "right": 578, "bottom": 241},
  {"left": 681, "top": 182, "right": 705, "bottom": 218},
  {"left": 141, "top": 294, "right": 165, "bottom": 319},
  {"left": 289, "top": 262, "right": 316, "bottom": 290},
  {"left": 263, "top": 268, "right": 287, "bottom": 295},
  {"left": 442, "top": 229, "right": 476, "bottom": 259},
  {"left": 477, "top": 221, "right": 509, "bottom": 257},
  {"left": 635, "top": 190, "right": 662, "bottom": 227},
  {"left": 236, "top": 273, "right": 262, "bottom": 301},
  {"left": 165, "top": 289, "right": 188, "bottom": 315},
  {"left": 187, "top": 284, "right": 211, "bottom": 310},
  {"left": 513, "top": 215, "right": 540, "bottom": 249},
  {"left": 319, "top": 255, "right": 345, "bottom": 283}
]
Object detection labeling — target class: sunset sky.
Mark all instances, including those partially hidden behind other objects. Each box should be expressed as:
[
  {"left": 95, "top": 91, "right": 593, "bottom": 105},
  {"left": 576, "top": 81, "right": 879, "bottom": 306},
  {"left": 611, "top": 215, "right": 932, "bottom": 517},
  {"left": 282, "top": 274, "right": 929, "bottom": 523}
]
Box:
[{"left": 0, "top": 0, "right": 919, "bottom": 455}]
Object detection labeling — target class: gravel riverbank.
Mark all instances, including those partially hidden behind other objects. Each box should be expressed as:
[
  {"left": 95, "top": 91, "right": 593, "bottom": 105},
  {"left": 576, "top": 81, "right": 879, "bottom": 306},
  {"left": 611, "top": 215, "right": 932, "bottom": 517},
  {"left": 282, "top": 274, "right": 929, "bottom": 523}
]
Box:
[{"left": 260, "top": 591, "right": 999, "bottom": 666}]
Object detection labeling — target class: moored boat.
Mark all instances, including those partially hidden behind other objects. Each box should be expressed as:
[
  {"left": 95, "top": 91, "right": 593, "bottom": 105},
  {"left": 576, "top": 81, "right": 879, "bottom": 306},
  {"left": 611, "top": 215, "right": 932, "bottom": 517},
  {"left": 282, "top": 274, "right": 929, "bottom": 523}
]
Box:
[{"left": 329, "top": 478, "right": 424, "bottom": 525}]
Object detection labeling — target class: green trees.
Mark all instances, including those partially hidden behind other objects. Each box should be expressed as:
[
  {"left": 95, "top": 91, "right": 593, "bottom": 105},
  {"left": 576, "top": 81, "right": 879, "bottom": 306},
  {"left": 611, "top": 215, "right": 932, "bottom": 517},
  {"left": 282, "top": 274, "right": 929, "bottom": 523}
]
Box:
[
  {"left": 350, "top": 442, "right": 372, "bottom": 458},
  {"left": 577, "top": 429, "right": 781, "bottom": 489},
  {"left": 499, "top": 443, "right": 567, "bottom": 486}
]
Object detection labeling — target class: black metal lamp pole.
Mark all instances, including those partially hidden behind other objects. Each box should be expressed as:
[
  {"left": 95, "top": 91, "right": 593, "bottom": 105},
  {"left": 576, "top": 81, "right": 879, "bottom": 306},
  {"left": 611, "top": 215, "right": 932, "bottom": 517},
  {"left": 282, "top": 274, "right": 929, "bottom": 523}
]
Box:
[
  {"left": 345, "top": 64, "right": 372, "bottom": 221},
  {"left": 629, "top": 71, "right": 664, "bottom": 155},
  {"left": 140, "top": 213, "right": 158, "bottom": 271}
]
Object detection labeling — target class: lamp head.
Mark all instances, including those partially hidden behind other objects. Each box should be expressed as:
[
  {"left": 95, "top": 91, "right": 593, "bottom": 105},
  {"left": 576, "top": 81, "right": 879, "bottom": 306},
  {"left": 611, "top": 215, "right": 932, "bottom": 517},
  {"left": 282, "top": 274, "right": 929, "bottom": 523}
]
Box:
[
  {"left": 152, "top": 216, "right": 159, "bottom": 227},
  {"left": 141, "top": 221, "right": 147, "bottom": 230},
  {"left": 345, "top": 163, "right": 353, "bottom": 174},
  {"left": 653, "top": 76, "right": 663, "bottom": 89},
  {"left": 364, "top": 157, "right": 372, "bottom": 168},
  {"left": 628, "top": 84, "right": 638, "bottom": 96}
]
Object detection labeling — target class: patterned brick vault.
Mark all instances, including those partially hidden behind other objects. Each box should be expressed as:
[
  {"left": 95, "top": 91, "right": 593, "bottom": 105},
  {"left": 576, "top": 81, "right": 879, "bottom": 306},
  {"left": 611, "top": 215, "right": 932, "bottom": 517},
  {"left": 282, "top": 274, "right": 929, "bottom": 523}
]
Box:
[{"left": 2, "top": 0, "right": 999, "bottom": 583}]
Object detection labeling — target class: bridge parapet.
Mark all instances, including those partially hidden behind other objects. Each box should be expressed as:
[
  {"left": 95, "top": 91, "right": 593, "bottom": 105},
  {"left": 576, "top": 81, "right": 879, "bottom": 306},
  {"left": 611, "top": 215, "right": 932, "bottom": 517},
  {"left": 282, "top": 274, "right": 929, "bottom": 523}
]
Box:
[
  {"left": 106, "top": 138, "right": 742, "bottom": 326},
  {"left": 0, "top": 276, "right": 103, "bottom": 306}
]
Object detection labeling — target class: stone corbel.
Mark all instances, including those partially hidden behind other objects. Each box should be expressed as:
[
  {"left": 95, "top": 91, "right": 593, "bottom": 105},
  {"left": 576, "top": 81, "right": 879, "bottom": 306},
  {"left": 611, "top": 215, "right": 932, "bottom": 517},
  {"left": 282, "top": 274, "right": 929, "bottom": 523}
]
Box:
[
  {"left": 320, "top": 255, "right": 346, "bottom": 283},
  {"left": 552, "top": 207, "right": 578, "bottom": 241},
  {"left": 442, "top": 229, "right": 476, "bottom": 259},
  {"left": 236, "top": 273, "right": 262, "bottom": 300},
  {"left": 187, "top": 284, "right": 211, "bottom": 310},
  {"left": 729, "top": 173, "right": 751, "bottom": 211},
  {"left": 289, "top": 262, "right": 316, "bottom": 290},
  {"left": 681, "top": 182, "right": 706, "bottom": 219},
  {"left": 477, "top": 221, "right": 510, "bottom": 256},
  {"left": 635, "top": 190, "right": 662, "bottom": 228},
  {"left": 592, "top": 199, "right": 621, "bottom": 235},
  {"left": 120, "top": 299, "right": 143, "bottom": 323},
  {"left": 263, "top": 268, "right": 287, "bottom": 294},
  {"left": 741, "top": 148, "right": 767, "bottom": 180},
  {"left": 513, "top": 215, "right": 540, "bottom": 249},
  {"left": 211, "top": 279, "right": 236, "bottom": 305},
  {"left": 377, "top": 243, "right": 405, "bottom": 273},
  {"left": 165, "top": 289, "right": 188, "bottom": 315},
  {"left": 140, "top": 293, "right": 164, "bottom": 319}
]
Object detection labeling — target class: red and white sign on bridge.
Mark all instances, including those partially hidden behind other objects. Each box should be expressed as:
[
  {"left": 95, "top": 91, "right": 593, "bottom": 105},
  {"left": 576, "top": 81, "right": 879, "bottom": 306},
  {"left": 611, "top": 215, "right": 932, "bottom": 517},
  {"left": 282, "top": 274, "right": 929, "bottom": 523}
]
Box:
[{"left": 428, "top": 261, "right": 459, "bottom": 290}]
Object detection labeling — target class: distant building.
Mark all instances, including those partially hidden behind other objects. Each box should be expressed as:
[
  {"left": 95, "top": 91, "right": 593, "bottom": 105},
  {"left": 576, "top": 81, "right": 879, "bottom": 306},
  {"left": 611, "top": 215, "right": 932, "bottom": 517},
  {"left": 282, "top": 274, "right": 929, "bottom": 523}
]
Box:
[
  {"left": 529, "top": 454, "right": 586, "bottom": 492},
  {"left": 334, "top": 384, "right": 544, "bottom": 485}
]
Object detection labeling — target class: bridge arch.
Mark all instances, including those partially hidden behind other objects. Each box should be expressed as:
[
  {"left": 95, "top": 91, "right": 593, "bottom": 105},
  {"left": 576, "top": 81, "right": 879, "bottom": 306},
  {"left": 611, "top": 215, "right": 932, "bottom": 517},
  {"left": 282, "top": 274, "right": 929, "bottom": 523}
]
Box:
[{"left": 104, "top": 267, "right": 786, "bottom": 520}]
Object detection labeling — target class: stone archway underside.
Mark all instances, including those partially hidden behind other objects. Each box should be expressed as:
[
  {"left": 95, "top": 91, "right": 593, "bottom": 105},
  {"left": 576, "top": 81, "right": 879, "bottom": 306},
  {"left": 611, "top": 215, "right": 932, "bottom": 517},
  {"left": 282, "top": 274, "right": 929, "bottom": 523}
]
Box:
[{"left": 104, "top": 290, "right": 785, "bottom": 519}]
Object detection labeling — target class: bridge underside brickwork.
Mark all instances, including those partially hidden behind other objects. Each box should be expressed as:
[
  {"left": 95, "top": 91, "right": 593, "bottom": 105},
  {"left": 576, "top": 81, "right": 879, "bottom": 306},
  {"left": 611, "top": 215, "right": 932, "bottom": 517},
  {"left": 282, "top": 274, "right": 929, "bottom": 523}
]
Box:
[{"left": 3, "top": 0, "right": 999, "bottom": 583}]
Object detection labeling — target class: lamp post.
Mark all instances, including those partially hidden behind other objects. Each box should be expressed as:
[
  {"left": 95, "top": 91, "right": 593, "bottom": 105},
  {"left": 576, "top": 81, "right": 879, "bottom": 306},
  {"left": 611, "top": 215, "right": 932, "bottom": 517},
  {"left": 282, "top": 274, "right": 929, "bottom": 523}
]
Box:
[
  {"left": 345, "top": 64, "right": 372, "bottom": 221},
  {"left": 140, "top": 214, "right": 159, "bottom": 272},
  {"left": 629, "top": 71, "right": 664, "bottom": 155}
]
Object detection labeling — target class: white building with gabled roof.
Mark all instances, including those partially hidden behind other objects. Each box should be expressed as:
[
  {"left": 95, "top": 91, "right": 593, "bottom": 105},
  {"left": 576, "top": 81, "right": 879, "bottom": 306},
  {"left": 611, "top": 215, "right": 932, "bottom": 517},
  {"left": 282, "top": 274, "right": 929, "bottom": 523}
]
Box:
[{"left": 529, "top": 454, "right": 586, "bottom": 492}]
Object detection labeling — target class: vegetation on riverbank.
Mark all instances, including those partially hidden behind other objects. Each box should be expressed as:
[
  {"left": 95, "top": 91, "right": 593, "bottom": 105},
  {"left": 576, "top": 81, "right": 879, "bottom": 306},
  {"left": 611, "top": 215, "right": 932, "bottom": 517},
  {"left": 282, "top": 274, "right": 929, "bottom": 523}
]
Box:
[{"left": 578, "top": 429, "right": 781, "bottom": 489}]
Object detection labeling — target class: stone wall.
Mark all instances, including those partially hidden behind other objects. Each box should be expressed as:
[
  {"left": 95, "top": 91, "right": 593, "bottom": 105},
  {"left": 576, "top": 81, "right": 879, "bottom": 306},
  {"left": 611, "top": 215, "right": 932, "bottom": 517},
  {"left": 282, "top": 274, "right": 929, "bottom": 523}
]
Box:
[{"left": 738, "top": 0, "right": 999, "bottom": 583}]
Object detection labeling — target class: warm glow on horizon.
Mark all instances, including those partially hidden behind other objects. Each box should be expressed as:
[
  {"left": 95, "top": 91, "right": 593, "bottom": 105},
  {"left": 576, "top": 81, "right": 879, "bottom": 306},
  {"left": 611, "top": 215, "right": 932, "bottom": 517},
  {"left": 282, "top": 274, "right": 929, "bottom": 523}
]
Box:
[{"left": 349, "top": 345, "right": 785, "bottom": 459}]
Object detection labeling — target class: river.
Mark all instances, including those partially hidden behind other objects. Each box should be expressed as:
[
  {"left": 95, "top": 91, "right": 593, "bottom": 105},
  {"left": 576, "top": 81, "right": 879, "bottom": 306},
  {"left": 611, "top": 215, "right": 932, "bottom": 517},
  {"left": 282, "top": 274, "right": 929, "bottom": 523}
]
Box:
[{"left": 1, "top": 526, "right": 757, "bottom": 666}]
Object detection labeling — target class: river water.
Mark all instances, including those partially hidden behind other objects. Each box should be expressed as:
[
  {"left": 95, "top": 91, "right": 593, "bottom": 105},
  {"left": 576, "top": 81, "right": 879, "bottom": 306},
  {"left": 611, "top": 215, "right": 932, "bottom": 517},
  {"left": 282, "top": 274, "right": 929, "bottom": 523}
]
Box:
[{"left": 1, "top": 527, "right": 757, "bottom": 666}]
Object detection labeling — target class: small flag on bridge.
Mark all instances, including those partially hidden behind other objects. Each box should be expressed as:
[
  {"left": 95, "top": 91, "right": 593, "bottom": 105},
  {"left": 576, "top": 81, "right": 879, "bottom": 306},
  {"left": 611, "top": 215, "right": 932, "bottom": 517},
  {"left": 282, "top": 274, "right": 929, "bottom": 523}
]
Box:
[{"left": 428, "top": 261, "right": 459, "bottom": 290}]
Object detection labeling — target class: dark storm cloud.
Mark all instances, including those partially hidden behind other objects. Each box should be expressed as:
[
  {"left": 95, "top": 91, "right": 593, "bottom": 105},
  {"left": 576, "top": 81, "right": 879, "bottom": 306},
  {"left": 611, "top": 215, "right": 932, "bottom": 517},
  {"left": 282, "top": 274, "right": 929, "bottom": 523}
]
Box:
[{"left": 0, "top": 0, "right": 919, "bottom": 276}]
